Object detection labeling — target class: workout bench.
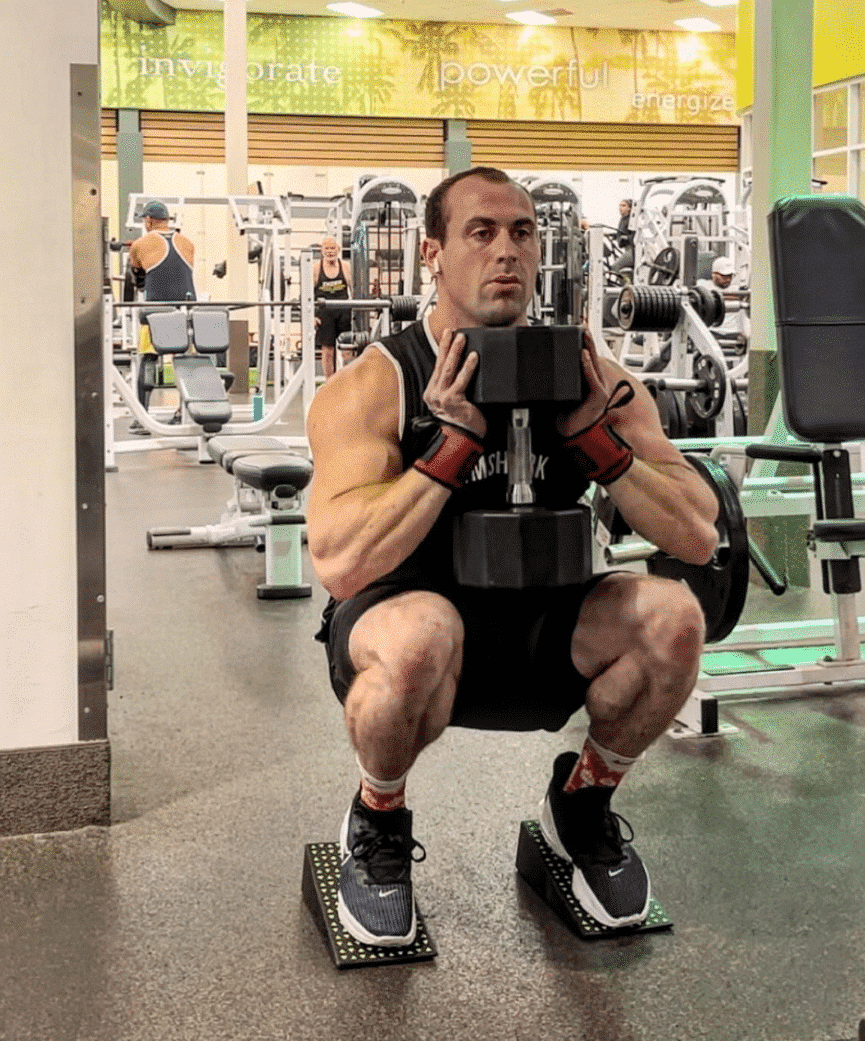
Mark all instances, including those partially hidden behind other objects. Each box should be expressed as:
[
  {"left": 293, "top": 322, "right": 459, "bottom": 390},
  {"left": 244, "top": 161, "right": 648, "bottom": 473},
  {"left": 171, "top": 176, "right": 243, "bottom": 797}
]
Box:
[
  {"left": 145, "top": 308, "right": 234, "bottom": 433},
  {"left": 147, "top": 434, "right": 313, "bottom": 599}
]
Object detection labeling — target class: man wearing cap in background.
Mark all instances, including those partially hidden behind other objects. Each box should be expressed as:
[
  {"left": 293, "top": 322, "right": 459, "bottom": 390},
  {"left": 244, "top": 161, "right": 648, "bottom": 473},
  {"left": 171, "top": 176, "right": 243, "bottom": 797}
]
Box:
[
  {"left": 128, "top": 201, "right": 197, "bottom": 431},
  {"left": 698, "top": 254, "right": 749, "bottom": 347}
]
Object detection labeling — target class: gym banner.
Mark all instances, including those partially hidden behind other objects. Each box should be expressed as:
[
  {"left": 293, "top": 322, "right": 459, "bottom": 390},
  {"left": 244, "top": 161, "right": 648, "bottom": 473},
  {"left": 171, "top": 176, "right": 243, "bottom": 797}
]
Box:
[{"left": 100, "top": 2, "right": 737, "bottom": 125}]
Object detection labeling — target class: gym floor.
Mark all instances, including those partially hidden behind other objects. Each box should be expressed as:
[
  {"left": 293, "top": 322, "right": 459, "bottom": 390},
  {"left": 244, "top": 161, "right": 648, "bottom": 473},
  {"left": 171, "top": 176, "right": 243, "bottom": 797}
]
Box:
[{"left": 2, "top": 390, "right": 865, "bottom": 1041}]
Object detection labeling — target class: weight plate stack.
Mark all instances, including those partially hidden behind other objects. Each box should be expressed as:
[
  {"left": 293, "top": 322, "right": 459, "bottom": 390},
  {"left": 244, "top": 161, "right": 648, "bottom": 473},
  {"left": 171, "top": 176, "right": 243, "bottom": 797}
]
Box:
[
  {"left": 617, "top": 285, "right": 682, "bottom": 332},
  {"left": 390, "top": 295, "right": 418, "bottom": 322}
]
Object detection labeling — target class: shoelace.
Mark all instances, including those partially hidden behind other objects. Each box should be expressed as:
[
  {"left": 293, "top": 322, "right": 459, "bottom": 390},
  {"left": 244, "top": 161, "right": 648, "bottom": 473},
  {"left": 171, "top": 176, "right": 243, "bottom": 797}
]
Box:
[
  {"left": 599, "top": 808, "right": 636, "bottom": 864},
  {"left": 351, "top": 832, "right": 427, "bottom": 884}
]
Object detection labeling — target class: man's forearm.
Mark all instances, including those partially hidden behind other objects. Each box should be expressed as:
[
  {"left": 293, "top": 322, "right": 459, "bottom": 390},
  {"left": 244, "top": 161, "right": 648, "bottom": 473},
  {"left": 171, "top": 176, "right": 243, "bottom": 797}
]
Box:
[
  {"left": 603, "top": 459, "right": 719, "bottom": 565},
  {"left": 309, "top": 470, "right": 451, "bottom": 600}
]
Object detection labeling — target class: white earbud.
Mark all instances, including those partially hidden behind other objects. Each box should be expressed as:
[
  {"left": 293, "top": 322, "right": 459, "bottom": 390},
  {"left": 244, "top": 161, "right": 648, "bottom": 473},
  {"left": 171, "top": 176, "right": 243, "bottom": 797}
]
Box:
[{"left": 432, "top": 258, "right": 441, "bottom": 274}]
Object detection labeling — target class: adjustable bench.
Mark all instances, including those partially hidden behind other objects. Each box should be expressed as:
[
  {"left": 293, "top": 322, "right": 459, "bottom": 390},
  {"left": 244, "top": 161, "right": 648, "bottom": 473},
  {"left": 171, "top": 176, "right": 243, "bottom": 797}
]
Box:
[
  {"left": 146, "top": 309, "right": 233, "bottom": 433},
  {"left": 147, "top": 434, "right": 314, "bottom": 599}
]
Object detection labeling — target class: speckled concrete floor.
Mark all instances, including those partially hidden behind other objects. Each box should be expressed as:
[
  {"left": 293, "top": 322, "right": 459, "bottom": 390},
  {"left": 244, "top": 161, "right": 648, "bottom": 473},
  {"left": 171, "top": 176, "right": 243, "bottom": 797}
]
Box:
[{"left": 2, "top": 409, "right": 864, "bottom": 1041}]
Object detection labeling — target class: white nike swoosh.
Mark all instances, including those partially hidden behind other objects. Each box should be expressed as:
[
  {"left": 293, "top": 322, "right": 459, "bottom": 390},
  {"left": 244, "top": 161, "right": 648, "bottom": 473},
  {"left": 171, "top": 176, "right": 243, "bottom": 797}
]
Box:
[
  {"left": 608, "top": 868, "right": 625, "bottom": 877},
  {"left": 379, "top": 888, "right": 399, "bottom": 898}
]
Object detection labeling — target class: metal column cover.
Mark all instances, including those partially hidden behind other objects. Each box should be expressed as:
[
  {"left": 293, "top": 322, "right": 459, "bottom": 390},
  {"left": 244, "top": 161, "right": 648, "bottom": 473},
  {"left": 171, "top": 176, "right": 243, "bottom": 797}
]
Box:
[{"left": 72, "top": 64, "right": 108, "bottom": 741}]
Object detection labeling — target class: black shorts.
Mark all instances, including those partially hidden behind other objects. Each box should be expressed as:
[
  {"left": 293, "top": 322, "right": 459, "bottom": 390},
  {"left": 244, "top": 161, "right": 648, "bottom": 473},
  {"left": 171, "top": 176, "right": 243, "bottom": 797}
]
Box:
[
  {"left": 315, "top": 309, "right": 352, "bottom": 348},
  {"left": 315, "top": 574, "right": 614, "bottom": 732}
]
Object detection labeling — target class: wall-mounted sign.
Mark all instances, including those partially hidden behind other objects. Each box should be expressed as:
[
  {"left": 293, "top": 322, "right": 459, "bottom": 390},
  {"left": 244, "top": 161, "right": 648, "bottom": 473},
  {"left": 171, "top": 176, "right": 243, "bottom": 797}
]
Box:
[{"left": 101, "top": 3, "right": 737, "bottom": 125}]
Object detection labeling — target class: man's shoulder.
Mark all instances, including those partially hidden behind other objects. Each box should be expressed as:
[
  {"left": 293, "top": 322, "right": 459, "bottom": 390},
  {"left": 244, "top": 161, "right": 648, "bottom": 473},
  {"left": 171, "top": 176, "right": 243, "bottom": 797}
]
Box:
[{"left": 308, "top": 349, "right": 399, "bottom": 432}]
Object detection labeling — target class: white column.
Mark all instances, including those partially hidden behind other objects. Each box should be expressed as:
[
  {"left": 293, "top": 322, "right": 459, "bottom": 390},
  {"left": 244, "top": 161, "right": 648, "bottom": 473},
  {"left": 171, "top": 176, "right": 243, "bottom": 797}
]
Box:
[
  {"left": 0, "top": 0, "right": 99, "bottom": 749},
  {"left": 224, "top": 0, "right": 249, "bottom": 305}
]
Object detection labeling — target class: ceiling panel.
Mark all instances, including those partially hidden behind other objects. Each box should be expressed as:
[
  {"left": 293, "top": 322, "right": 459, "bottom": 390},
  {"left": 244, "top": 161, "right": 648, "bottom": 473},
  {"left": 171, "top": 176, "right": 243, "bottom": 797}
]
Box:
[{"left": 171, "top": 0, "right": 737, "bottom": 33}]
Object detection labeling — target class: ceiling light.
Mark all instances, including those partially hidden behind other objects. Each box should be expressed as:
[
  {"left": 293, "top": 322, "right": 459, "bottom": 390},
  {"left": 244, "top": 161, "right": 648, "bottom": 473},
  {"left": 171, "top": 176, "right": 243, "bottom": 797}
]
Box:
[
  {"left": 326, "top": 2, "right": 382, "bottom": 16},
  {"left": 698, "top": 0, "right": 737, "bottom": 7},
  {"left": 674, "top": 17, "right": 721, "bottom": 31},
  {"left": 506, "top": 10, "right": 556, "bottom": 24}
]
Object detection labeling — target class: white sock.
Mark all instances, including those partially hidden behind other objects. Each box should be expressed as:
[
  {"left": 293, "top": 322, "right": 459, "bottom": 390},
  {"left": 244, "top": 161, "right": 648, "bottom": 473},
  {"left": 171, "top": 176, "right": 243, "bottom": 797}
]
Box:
[{"left": 356, "top": 754, "right": 408, "bottom": 811}]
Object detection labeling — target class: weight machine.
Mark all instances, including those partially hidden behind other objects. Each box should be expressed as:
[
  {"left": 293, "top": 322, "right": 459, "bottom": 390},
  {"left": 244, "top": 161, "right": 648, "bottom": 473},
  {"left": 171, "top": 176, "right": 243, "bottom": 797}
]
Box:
[
  {"left": 103, "top": 194, "right": 323, "bottom": 467},
  {"left": 125, "top": 192, "right": 294, "bottom": 397},
  {"left": 524, "top": 177, "right": 583, "bottom": 326},
  {"left": 631, "top": 176, "right": 739, "bottom": 285},
  {"left": 607, "top": 196, "right": 865, "bottom": 738}
]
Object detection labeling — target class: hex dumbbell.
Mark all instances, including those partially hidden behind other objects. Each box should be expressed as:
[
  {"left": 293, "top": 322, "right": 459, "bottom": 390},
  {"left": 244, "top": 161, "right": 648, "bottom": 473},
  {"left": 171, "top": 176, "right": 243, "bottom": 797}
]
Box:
[{"left": 451, "top": 326, "right": 594, "bottom": 589}]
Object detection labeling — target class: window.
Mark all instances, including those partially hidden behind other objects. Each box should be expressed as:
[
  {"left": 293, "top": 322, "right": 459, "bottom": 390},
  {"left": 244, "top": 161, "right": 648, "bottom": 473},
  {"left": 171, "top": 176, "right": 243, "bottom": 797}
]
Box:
[
  {"left": 810, "top": 78, "right": 865, "bottom": 200},
  {"left": 814, "top": 87, "right": 847, "bottom": 151},
  {"left": 813, "top": 152, "right": 848, "bottom": 194}
]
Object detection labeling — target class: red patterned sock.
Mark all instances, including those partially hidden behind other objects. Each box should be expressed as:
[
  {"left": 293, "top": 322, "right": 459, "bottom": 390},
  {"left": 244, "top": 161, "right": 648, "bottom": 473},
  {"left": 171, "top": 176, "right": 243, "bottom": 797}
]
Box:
[
  {"left": 357, "top": 756, "right": 408, "bottom": 811},
  {"left": 563, "top": 734, "right": 640, "bottom": 793}
]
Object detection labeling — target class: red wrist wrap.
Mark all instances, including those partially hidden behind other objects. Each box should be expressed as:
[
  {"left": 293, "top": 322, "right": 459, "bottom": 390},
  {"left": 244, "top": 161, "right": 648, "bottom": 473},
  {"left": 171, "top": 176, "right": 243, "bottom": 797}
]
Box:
[
  {"left": 563, "top": 422, "right": 634, "bottom": 486},
  {"left": 413, "top": 422, "right": 484, "bottom": 492}
]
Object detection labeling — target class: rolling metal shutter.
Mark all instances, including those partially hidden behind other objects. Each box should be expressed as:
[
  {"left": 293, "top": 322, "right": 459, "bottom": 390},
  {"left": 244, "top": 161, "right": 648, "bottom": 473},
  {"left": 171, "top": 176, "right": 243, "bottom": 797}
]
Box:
[{"left": 467, "top": 120, "right": 740, "bottom": 171}]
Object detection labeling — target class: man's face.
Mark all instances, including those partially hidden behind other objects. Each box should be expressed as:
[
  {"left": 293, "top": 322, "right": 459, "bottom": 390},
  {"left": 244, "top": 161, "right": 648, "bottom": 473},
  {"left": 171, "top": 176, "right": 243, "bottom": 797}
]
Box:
[
  {"left": 712, "top": 271, "right": 733, "bottom": 289},
  {"left": 426, "top": 176, "right": 540, "bottom": 328},
  {"left": 321, "top": 239, "right": 340, "bottom": 261},
  {"left": 619, "top": 200, "right": 631, "bottom": 217}
]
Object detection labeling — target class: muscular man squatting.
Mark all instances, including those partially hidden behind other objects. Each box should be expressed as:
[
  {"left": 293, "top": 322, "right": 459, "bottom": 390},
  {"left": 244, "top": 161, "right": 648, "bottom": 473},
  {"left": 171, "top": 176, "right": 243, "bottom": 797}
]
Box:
[{"left": 306, "top": 167, "right": 719, "bottom": 947}]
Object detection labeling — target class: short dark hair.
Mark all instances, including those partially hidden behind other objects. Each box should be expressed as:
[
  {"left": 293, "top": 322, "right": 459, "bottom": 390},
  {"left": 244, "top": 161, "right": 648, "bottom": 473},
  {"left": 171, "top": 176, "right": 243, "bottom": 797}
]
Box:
[{"left": 425, "top": 167, "right": 535, "bottom": 244}]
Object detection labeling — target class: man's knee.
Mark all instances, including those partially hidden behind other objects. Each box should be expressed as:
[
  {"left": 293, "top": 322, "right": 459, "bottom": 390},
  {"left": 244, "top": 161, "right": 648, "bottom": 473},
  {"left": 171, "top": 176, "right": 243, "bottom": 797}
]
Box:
[
  {"left": 350, "top": 593, "right": 464, "bottom": 705},
  {"left": 639, "top": 579, "right": 705, "bottom": 677}
]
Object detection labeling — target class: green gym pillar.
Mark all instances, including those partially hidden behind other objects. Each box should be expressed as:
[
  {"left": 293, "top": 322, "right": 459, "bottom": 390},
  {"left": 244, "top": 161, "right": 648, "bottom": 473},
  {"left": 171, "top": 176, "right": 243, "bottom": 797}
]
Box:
[
  {"left": 445, "top": 120, "right": 472, "bottom": 175},
  {"left": 748, "top": 0, "right": 814, "bottom": 587}
]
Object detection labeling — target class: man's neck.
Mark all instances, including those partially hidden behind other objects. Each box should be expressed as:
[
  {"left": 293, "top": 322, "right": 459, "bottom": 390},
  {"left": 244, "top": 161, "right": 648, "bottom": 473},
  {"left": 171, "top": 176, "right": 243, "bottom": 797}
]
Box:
[{"left": 427, "top": 305, "right": 528, "bottom": 342}]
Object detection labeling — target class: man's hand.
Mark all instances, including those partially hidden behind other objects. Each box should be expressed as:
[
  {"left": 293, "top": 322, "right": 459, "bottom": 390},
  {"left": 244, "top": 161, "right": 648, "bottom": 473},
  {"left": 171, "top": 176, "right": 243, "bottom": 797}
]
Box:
[
  {"left": 423, "top": 328, "right": 487, "bottom": 440},
  {"left": 557, "top": 327, "right": 616, "bottom": 437}
]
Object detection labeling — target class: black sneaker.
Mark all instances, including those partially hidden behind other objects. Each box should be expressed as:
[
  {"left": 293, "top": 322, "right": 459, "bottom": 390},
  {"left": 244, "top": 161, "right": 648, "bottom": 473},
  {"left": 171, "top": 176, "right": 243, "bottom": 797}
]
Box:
[
  {"left": 338, "top": 791, "right": 426, "bottom": 947},
  {"left": 539, "top": 751, "right": 650, "bottom": 928}
]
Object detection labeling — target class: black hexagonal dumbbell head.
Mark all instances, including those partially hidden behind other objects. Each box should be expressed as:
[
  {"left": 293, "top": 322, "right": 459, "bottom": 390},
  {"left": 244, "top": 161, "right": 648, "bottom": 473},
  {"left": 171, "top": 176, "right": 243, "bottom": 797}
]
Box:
[
  {"left": 453, "top": 506, "right": 594, "bottom": 589},
  {"left": 459, "top": 325, "right": 588, "bottom": 408}
]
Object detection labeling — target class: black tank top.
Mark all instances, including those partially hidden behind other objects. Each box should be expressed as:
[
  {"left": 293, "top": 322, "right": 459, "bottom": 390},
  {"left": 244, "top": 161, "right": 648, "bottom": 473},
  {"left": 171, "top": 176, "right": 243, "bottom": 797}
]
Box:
[
  {"left": 315, "top": 260, "right": 350, "bottom": 299},
  {"left": 364, "top": 316, "right": 591, "bottom": 589},
  {"left": 144, "top": 233, "right": 196, "bottom": 303}
]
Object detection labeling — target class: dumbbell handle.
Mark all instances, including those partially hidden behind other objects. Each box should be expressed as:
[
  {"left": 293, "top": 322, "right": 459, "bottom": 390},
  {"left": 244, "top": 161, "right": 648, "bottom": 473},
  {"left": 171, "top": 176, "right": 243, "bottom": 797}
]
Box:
[
  {"left": 507, "top": 408, "right": 534, "bottom": 506},
  {"left": 604, "top": 540, "right": 656, "bottom": 564}
]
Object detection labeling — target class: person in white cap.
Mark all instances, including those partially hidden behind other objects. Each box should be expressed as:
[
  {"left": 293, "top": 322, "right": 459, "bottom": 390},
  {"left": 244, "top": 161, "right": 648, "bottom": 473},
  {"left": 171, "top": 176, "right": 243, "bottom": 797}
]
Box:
[
  {"left": 709, "top": 255, "right": 735, "bottom": 290},
  {"left": 698, "top": 254, "right": 748, "bottom": 345}
]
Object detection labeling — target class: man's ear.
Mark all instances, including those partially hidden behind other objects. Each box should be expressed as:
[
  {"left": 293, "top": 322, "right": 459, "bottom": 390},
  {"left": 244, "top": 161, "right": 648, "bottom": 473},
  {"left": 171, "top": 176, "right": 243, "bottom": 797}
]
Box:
[{"left": 422, "top": 239, "right": 441, "bottom": 275}]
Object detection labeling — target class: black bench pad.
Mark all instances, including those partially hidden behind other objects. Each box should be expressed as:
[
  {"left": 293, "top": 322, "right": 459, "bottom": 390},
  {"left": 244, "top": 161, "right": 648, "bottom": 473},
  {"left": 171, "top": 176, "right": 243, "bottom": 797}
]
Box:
[
  {"left": 231, "top": 453, "right": 314, "bottom": 494},
  {"left": 208, "top": 435, "right": 302, "bottom": 472}
]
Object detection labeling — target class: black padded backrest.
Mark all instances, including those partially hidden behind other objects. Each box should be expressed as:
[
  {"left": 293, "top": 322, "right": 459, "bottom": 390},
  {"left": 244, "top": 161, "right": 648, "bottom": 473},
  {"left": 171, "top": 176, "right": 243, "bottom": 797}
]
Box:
[{"left": 768, "top": 195, "right": 865, "bottom": 441}]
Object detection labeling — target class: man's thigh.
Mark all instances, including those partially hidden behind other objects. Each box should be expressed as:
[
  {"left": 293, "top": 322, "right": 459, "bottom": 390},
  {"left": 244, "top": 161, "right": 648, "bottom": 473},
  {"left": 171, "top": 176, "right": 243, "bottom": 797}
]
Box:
[
  {"left": 323, "top": 581, "right": 455, "bottom": 704},
  {"left": 569, "top": 571, "right": 696, "bottom": 678}
]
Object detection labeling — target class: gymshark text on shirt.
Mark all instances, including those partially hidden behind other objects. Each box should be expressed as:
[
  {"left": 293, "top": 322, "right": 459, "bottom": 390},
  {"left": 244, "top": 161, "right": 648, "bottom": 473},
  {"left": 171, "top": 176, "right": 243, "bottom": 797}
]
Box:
[{"left": 468, "top": 451, "right": 549, "bottom": 484}]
